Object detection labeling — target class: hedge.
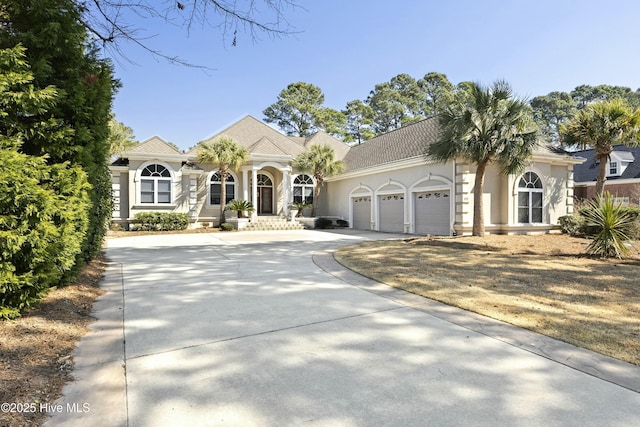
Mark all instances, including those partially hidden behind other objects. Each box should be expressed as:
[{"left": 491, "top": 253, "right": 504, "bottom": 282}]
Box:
[
  {"left": 130, "top": 212, "right": 189, "bottom": 231},
  {"left": 0, "top": 146, "right": 90, "bottom": 318}
]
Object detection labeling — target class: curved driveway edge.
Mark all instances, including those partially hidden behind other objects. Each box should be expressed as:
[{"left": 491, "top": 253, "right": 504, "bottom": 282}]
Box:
[{"left": 312, "top": 249, "right": 640, "bottom": 394}]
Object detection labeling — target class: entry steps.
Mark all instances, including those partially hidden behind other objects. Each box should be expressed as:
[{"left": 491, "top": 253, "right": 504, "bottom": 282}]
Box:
[{"left": 243, "top": 216, "right": 305, "bottom": 231}]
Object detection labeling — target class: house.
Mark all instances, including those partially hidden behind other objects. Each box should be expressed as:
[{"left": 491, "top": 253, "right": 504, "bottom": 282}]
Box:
[
  {"left": 110, "top": 115, "right": 584, "bottom": 235},
  {"left": 572, "top": 145, "right": 640, "bottom": 205}
]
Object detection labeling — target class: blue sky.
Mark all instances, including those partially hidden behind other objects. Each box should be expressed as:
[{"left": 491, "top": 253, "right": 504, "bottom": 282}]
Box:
[{"left": 110, "top": 0, "right": 640, "bottom": 151}]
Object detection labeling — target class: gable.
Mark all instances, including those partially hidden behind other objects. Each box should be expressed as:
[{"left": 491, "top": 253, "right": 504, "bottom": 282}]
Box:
[
  {"left": 129, "top": 136, "right": 182, "bottom": 156},
  {"left": 194, "top": 115, "right": 305, "bottom": 157},
  {"left": 303, "top": 132, "right": 351, "bottom": 160}
]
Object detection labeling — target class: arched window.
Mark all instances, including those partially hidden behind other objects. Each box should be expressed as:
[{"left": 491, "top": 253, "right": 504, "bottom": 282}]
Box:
[
  {"left": 210, "top": 172, "right": 235, "bottom": 205},
  {"left": 517, "top": 171, "right": 543, "bottom": 223},
  {"left": 293, "top": 174, "right": 314, "bottom": 204},
  {"left": 140, "top": 164, "right": 172, "bottom": 204}
]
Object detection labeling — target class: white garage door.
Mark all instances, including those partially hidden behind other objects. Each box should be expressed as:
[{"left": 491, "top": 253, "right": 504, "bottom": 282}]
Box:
[
  {"left": 414, "top": 191, "right": 450, "bottom": 235},
  {"left": 352, "top": 196, "right": 371, "bottom": 230},
  {"left": 379, "top": 194, "right": 405, "bottom": 233}
]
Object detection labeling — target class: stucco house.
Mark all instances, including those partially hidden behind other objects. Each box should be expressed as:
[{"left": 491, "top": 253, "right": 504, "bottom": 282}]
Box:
[
  {"left": 110, "top": 115, "right": 584, "bottom": 235},
  {"left": 573, "top": 145, "right": 640, "bottom": 205}
]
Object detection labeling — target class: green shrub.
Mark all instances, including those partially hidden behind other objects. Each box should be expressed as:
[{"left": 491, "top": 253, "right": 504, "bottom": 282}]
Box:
[
  {"left": 582, "top": 193, "right": 635, "bottom": 258},
  {"left": 220, "top": 222, "right": 235, "bottom": 231},
  {"left": 558, "top": 215, "right": 584, "bottom": 237},
  {"left": 131, "top": 212, "right": 189, "bottom": 231},
  {"left": 0, "top": 147, "right": 90, "bottom": 318},
  {"left": 315, "top": 217, "right": 333, "bottom": 229},
  {"left": 226, "top": 200, "right": 255, "bottom": 218}
]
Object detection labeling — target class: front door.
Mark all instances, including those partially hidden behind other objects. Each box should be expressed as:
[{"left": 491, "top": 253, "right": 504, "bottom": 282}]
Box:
[
  {"left": 254, "top": 173, "right": 274, "bottom": 214},
  {"left": 258, "top": 187, "right": 273, "bottom": 214}
]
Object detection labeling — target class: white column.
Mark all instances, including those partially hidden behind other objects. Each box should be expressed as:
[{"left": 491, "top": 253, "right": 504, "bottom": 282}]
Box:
[
  {"left": 242, "top": 169, "right": 249, "bottom": 201},
  {"left": 282, "top": 168, "right": 291, "bottom": 219},
  {"left": 251, "top": 168, "right": 258, "bottom": 219}
]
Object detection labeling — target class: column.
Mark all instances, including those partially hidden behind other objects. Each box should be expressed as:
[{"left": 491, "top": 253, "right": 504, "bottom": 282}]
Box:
[
  {"left": 282, "top": 168, "right": 291, "bottom": 219},
  {"left": 242, "top": 169, "right": 249, "bottom": 201},
  {"left": 251, "top": 168, "right": 258, "bottom": 219}
]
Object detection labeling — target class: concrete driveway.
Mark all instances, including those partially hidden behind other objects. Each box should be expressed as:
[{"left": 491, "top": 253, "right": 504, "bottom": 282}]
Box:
[{"left": 47, "top": 230, "right": 640, "bottom": 426}]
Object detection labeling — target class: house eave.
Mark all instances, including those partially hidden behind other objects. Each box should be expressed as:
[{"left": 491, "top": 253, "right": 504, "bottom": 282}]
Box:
[
  {"left": 125, "top": 152, "right": 190, "bottom": 162},
  {"left": 575, "top": 177, "right": 640, "bottom": 187}
]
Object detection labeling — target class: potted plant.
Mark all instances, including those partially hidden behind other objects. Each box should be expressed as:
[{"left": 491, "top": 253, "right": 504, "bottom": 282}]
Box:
[
  {"left": 290, "top": 201, "right": 312, "bottom": 218},
  {"left": 226, "top": 200, "right": 255, "bottom": 218}
]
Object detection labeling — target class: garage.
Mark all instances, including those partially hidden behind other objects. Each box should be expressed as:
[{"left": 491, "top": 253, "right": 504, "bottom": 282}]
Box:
[
  {"left": 352, "top": 196, "right": 372, "bottom": 230},
  {"left": 414, "top": 190, "right": 451, "bottom": 235},
  {"left": 378, "top": 194, "right": 405, "bottom": 233}
]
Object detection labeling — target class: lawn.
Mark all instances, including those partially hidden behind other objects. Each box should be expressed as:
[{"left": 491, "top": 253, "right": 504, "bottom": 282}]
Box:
[{"left": 334, "top": 234, "right": 640, "bottom": 366}]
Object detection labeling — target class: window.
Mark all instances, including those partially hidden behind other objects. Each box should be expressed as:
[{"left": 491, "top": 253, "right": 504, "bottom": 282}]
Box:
[
  {"left": 140, "top": 164, "right": 172, "bottom": 204},
  {"left": 517, "top": 172, "right": 543, "bottom": 223},
  {"left": 609, "top": 161, "right": 618, "bottom": 176},
  {"left": 293, "top": 174, "right": 314, "bottom": 204},
  {"left": 210, "top": 172, "right": 235, "bottom": 205}
]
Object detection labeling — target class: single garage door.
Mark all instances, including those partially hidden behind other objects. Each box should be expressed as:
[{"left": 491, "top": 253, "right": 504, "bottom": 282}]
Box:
[
  {"left": 414, "top": 191, "right": 450, "bottom": 235},
  {"left": 352, "top": 196, "right": 371, "bottom": 230},
  {"left": 379, "top": 194, "right": 405, "bottom": 233}
]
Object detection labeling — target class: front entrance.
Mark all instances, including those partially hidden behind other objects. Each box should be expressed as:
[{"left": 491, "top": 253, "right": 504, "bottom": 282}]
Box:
[
  {"left": 258, "top": 187, "right": 273, "bottom": 214},
  {"left": 254, "top": 173, "right": 274, "bottom": 214}
]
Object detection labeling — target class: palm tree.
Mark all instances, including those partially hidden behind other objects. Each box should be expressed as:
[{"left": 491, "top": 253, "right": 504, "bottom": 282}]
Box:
[
  {"left": 197, "top": 136, "right": 248, "bottom": 224},
  {"left": 427, "top": 80, "right": 538, "bottom": 236},
  {"left": 293, "top": 144, "right": 345, "bottom": 217},
  {"left": 560, "top": 99, "right": 640, "bottom": 197}
]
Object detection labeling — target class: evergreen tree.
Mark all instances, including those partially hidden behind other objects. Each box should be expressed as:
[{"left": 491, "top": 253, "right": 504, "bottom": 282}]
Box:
[{"left": 0, "top": 0, "right": 116, "bottom": 265}]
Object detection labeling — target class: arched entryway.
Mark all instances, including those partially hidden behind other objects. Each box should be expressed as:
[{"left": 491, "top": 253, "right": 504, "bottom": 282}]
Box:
[{"left": 254, "top": 173, "right": 273, "bottom": 214}]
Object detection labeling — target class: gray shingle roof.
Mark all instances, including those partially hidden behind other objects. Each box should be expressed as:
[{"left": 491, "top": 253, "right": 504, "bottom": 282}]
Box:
[
  {"left": 303, "top": 131, "right": 351, "bottom": 160},
  {"left": 191, "top": 115, "right": 305, "bottom": 157},
  {"left": 573, "top": 145, "right": 640, "bottom": 182},
  {"left": 343, "top": 117, "right": 440, "bottom": 171},
  {"left": 130, "top": 136, "right": 183, "bottom": 155}
]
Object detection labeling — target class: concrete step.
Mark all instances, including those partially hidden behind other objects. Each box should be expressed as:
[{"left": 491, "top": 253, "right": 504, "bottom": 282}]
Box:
[{"left": 242, "top": 217, "right": 304, "bottom": 231}]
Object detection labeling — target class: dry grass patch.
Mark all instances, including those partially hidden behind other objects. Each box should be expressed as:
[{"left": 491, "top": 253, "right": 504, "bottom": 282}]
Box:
[
  {"left": 334, "top": 234, "right": 640, "bottom": 366},
  {"left": 0, "top": 254, "right": 107, "bottom": 427}
]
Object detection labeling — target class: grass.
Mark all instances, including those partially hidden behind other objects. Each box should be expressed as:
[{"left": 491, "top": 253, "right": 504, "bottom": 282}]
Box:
[{"left": 334, "top": 234, "right": 640, "bottom": 366}]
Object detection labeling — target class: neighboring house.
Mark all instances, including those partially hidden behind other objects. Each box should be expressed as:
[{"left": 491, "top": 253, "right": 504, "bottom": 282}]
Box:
[
  {"left": 110, "top": 115, "right": 584, "bottom": 235},
  {"left": 572, "top": 145, "right": 640, "bottom": 205}
]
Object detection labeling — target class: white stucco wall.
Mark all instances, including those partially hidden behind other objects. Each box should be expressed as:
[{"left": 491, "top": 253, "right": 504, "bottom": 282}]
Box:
[{"left": 323, "top": 160, "right": 455, "bottom": 231}]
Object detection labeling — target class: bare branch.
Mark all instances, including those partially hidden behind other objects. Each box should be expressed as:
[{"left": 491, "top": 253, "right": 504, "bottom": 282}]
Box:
[{"left": 77, "top": 0, "right": 301, "bottom": 68}]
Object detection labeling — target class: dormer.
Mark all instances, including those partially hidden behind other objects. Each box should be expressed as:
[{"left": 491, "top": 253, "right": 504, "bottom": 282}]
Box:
[{"left": 607, "top": 150, "right": 635, "bottom": 178}]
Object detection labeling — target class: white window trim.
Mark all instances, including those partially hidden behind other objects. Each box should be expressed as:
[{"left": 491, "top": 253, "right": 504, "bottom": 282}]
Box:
[
  {"left": 134, "top": 161, "right": 177, "bottom": 206},
  {"left": 292, "top": 173, "right": 316, "bottom": 204},
  {"left": 516, "top": 171, "right": 545, "bottom": 225},
  {"left": 208, "top": 170, "right": 238, "bottom": 206}
]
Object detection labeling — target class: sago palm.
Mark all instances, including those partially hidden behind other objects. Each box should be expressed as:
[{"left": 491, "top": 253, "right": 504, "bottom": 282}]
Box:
[
  {"left": 294, "top": 144, "right": 345, "bottom": 217},
  {"left": 560, "top": 99, "right": 640, "bottom": 197},
  {"left": 427, "top": 80, "right": 538, "bottom": 236},
  {"left": 197, "top": 136, "right": 248, "bottom": 223}
]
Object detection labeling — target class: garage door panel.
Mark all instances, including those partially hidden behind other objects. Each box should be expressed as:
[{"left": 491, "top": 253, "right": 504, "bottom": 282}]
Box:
[
  {"left": 414, "top": 191, "right": 450, "bottom": 235},
  {"left": 352, "top": 196, "right": 371, "bottom": 230},
  {"left": 379, "top": 194, "right": 404, "bottom": 233}
]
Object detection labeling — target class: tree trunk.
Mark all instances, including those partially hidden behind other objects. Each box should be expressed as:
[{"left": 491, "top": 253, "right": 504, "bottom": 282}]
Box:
[
  {"left": 472, "top": 161, "right": 488, "bottom": 236},
  {"left": 595, "top": 153, "right": 608, "bottom": 198},
  {"left": 220, "top": 170, "right": 227, "bottom": 224},
  {"left": 311, "top": 179, "right": 322, "bottom": 217}
]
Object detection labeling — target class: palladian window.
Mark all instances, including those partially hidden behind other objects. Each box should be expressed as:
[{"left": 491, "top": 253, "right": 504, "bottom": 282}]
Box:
[
  {"left": 293, "top": 174, "right": 314, "bottom": 204},
  {"left": 210, "top": 172, "right": 235, "bottom": 205},
  {"left": 140, "top": 164, "right": 172, "bottom": 204},
  {"left": 517, "top": 172, "right": 543, "bottom": 223}
]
